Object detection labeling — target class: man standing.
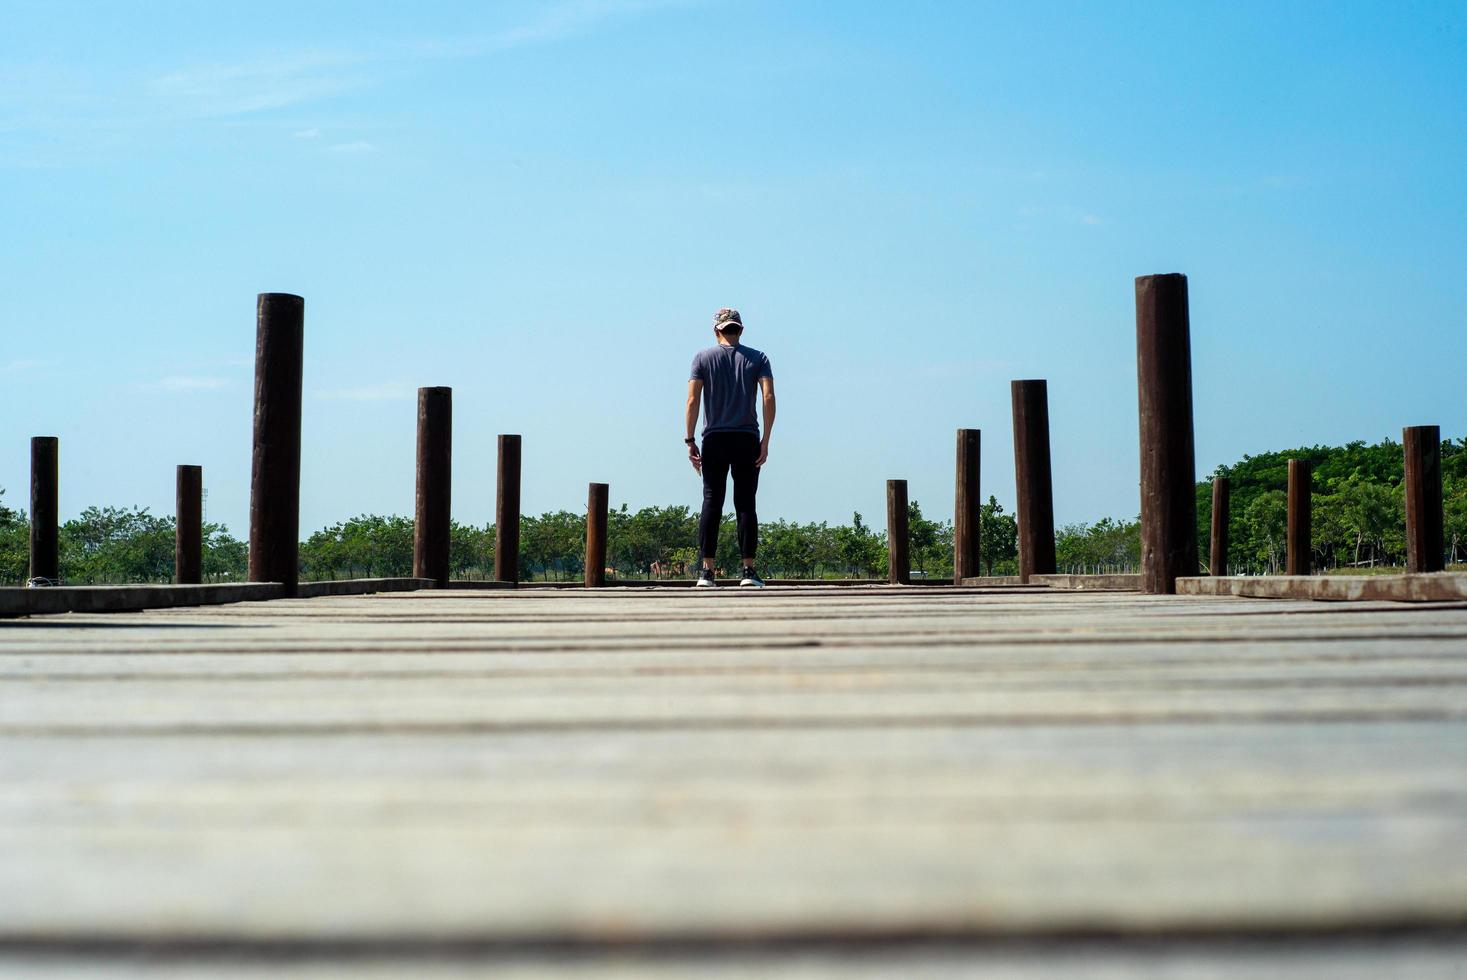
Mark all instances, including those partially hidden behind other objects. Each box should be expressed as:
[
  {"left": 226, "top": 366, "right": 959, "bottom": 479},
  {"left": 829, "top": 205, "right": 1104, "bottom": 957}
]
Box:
[{"left": 685, "top": 308, "right": 776, "bottom": 588}]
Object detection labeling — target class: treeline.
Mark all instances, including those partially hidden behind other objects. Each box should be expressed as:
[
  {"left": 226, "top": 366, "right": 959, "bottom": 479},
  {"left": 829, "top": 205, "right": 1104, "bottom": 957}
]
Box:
[
  {"left": 0, "top": 504, "right": 246, "bottom": 586},
  {"left": 263, "top": 498, "right": 1024, "bottom": 582},
  {"left": 1199, "top": 437, "right": 1467, "bottom": 573},
  {"left": 0, "top": 494, "right": 1019, "bottom": 584},
  {"left": 2, "top": 436, "right": 1461, "bottom": 584}
]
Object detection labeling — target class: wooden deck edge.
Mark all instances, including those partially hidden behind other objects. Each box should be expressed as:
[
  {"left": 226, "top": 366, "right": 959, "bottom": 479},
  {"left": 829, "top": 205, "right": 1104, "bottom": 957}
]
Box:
[
  {"left": 0, "top": 583, "right": 285, "bottom": 617},
  {"left": 1176, "top": 572, "right": 1467, "bottom": 602},
  {"left": 446, "top": 579, "right": 956, "bottom": 590},
  {"left": 1030, "top": 574, "right": 1141, "bottom": 592},
  {"left": 0, "top": 578, "right": 434, "bottom": 618},
  {"left": 296, "top": 578, "right": 433, "bottom": 598}
]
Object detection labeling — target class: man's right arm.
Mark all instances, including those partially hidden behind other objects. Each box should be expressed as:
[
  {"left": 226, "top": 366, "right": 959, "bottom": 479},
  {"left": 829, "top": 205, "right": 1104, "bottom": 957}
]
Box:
[{"left": 685, "top": 380, "right": 703, "bottom": 472}]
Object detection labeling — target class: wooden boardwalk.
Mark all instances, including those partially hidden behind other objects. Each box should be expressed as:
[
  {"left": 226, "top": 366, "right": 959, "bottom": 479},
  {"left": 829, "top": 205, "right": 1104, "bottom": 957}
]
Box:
[{"left": 2, "top": 586, "right": 1466, "bottom": 977}]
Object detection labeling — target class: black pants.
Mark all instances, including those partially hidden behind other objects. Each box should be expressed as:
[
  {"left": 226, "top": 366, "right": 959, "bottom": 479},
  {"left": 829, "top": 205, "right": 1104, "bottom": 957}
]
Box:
[{"left": 698, "top": 431, "right": 760, "bottom": 562}]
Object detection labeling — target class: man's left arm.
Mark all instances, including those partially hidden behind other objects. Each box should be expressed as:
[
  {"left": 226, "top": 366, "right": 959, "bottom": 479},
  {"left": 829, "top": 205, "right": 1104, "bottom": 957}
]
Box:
[{"left": 756, "top": 375, "right": 776, "bottom": 467}]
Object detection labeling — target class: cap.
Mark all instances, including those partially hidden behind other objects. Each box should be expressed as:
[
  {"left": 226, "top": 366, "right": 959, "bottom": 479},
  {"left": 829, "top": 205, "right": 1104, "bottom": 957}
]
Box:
[{"left": 712, "top": 308, "right": 743, "bottom": 332}]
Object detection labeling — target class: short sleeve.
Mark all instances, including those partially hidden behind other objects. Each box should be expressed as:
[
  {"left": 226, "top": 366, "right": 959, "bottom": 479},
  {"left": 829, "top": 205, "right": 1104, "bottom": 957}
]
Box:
[
  {"left": 757, "top": 353, "right": 773, "bottom": 380},
  {"left": 690, "top": 353, "right": 705, "bottom": 383}
]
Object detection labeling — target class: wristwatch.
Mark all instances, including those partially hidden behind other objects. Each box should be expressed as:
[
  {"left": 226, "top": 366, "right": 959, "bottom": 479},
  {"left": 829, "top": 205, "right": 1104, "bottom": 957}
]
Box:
[{"left": 684, "top": 438, "right": 696, "bottom": 445}]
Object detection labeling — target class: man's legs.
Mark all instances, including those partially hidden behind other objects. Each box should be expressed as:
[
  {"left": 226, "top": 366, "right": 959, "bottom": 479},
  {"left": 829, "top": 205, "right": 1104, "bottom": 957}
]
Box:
[
  {"left": 729, "top": 433, "right": 761, "bottom": 567},
  {"left": 698, "top": 434, "right": 732, "bottom": 567}
]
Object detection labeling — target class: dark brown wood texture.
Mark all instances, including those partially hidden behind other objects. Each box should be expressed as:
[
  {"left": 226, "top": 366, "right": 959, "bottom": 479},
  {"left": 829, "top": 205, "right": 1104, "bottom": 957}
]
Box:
[
  {"left": 954, "top": 429, "right": 981, "bottom": 580},
  {"left": 586, "top": 483, "right": 609, "bottom": 588},
  {"left": 413, "top": 387, "right": 453, "bottom": 587},
  {"left": 1286, "top": 459, "right": 1312, "bottom": 576},
  {"left": 495, "top": 435, "right": 522, "bottom": 584},
  {"left": 247, "top": 293, "right": 304, "bottom": 595},
  {"left": 1010, "top": 381, "right": 1056, "bottom": 584},
  {"left": 29, "top": 436, "right": 59, "bottom": 584},
  {"left": 1403, "top": 425, "right": 1444, "bottom": 574},
  {"left": 1135, "top": 274, "right": 1198, "bottom": 594},
  {"left": 887, "top": 479, "right": 910, "bottom": 585},
  {"left": 174, "top": 465, "right": 202, "bottom": 585},
  {"left": 1209, "top": 476, "right": 1230, "bottom": 578}
]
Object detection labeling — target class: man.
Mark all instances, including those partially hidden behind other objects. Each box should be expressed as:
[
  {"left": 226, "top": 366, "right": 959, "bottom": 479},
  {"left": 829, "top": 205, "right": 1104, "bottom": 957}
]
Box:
[{"left": 685, "top": 307, "right": 776, "bottom": 588}]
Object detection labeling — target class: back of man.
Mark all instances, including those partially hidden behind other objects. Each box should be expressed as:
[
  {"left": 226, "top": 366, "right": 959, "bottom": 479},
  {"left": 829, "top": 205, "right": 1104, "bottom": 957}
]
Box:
[
  {"left": 690, "top": 343, "right": 769, "bottom": 436},
  {"left": 685, "top": 308, "right": 776, "bottom": 588}
]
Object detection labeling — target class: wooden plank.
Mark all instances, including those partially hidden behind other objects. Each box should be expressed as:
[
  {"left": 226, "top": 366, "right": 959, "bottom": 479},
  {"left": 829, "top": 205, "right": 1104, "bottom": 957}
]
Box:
[
  {"left": 1029, "top": 574, "right": 1140, "bottom": 591},
  {"left": 0, "top": 583, "right": 284, "bottom": 617},
  {"left": 1179, "top": 573, "right": 1467, "bottom": 602},
  {"left": 0, "top": 588, "right": 1463, "bottom": 973},
  {"left": 0, "top": 579, "right": 431, "bottom": 618}
]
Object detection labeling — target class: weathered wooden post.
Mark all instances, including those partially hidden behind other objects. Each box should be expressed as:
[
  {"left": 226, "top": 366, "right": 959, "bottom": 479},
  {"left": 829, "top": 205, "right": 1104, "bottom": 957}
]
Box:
[
  {"left": 1286, "top": 459, "right": 1312, "bottom": 575},
  {"left": 29, "top": 436, "right": 59, "bottom": 585},
  {"left": 1011, "top": 380, "right": 1056, "bottom": 583},
  {"left": 175, "top": 465, "right": 203, "bottom": 585},
  {"left": 1135, "top": 274, "right": 1198, "bottom": 594},
  {"left": 954, "top": 428, "right": 981, "bottom": 582},
  {"left": 413, "top": 387, "right": 452, "bottom": 587},
  {"left": 1209, "top": 476, "right": 1230, "bottom": 578},
  {"left": 248, "top": 292, "right": 304, "bottom": 595},
  {"left": 586, "top": 482, "right": 609, "bottom": 588},
  {"left": 495, "top": 434, "right": 522, "bottom": 584},
  {"left": 887, "top": 479, "right": 910, "bottom": 585},
  {"left": 1403, "top": 425, "right": 1444, "bottom": 574}
]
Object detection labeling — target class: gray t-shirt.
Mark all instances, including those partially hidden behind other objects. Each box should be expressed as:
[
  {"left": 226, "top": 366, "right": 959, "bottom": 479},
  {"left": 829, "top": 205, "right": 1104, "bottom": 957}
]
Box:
[{"left": 690, "top": 343, "right": 773, "bottom": 437}]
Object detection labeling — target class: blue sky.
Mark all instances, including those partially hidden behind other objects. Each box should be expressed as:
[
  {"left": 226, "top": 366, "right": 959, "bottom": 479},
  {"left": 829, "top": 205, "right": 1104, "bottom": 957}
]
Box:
[{"left": 3, "top": 0, "right": 1465, "bottom": 536}]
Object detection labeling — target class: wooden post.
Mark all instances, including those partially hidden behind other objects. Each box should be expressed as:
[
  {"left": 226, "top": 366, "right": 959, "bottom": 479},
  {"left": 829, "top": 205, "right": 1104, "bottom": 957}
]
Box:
[
  {"left": 1209, "top": 476, "right": 1230, "bottom": 578},
  {"left": 1286, "top": 459, "right": 1312, "bottom": 576},
  {"left": 29, "top": 436, "right": 59, "bottom": 585},
  {"left": 586, "top": 482, "right": 608, "bottom": 588},
  {"left": 248, "top": 292, "right": 304, "bottom": 595},
  {"left": 413, "top": 387, "right": 452, "bottom": 587},
  {"left": 495, "top": 434, "right": 522, "bottom": 584},
  {"left": 954, "top": 428, "right": 981, "bottom": 582},
  {"left": 1011, "top": 380, "right": 1056, "bottom": 584},
  {"left": 175, "top": 465, "right": 202, "bottom": 585},
  {"left": 887, "top": 479, "right": 910, "bottom": 585},
  {"left": 1403, "top": 425, "right": 1444, "bottom": 574},
  {"left": 1135, "top": 274, "right": 1198, "bottom": 594}
]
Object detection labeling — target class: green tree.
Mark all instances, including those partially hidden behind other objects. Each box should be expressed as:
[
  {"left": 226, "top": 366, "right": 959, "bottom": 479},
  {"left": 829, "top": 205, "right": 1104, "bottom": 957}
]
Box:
[
  {"left": 978, "top": 496, "right": 1018, "bottom": 575},
  {"left": 0, "top": 489, "right": 28, "bottom": 584},
  {"left": 300, "top": 514, "right": 414, "bottom": 580},
  {"left": 202, "top": 523, "right": 248, "bottom": 581},
  {"left": 906, "top": 500, "right": 953, "bottom": 578},
  {"left": 833, "top": 511, "right": 885, "bottom": 578},
  {"left": 520, "top": 510, "right": 585, "bottom": 581},
  {"left": 1445, "top": 477, "right": 1467, "bottom": 565},
  {"left": 450, "top": 521, "right": 495, "bottom": 580},
  {"left": 1055, "top": 517, "right": 1141, "bottom": 573},
  {"left": 1244, "top": 490, "right": 1287, "bottom": 573}
]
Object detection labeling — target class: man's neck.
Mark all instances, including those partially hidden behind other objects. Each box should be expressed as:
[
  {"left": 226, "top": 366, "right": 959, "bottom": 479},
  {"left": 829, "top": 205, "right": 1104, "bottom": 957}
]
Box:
[{"left": 717, "top": 334, "right": 740, "bottom": 347}]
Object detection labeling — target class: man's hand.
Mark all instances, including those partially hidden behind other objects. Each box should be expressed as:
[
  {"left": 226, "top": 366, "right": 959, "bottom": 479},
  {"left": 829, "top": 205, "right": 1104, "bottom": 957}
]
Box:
[
  {"left": 688, "top": 442, "right": 702, "bottom": 474},
  {"left": 756, "top": 439, "right": 769, "bottom": 467}
]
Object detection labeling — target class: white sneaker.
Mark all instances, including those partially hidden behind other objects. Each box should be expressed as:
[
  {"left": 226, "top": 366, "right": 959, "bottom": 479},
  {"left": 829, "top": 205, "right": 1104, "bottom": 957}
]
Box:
[
  {"left": 695, "top": 567, "right": 717, "bottom": 588},
  {"left": 739, "top": 567, "right": 766, "bottom": 588}
]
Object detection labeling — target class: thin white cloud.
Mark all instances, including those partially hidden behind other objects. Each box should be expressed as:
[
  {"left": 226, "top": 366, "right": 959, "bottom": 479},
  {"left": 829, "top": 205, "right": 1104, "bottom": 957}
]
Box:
[
  {"left": 1016, "top": 204, "right": 1102, "bottom": 227},
  {"left": 151, "top": 48, "right": 371, "bottom": 117},
  {"left": 0, "top": 358, "right": 49, "bottom": 374},
  {"left": 149, "top": 0, "right": 698, "bottom": 119},
  {"left": 1, "top": 0, "right": 700, "bottom": 166},
  {"left": 149, "top": 375, "right": 233, "bottom": 391},
  {"left": 316, "top": 382, "right": 416, "bottom": 401}
]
